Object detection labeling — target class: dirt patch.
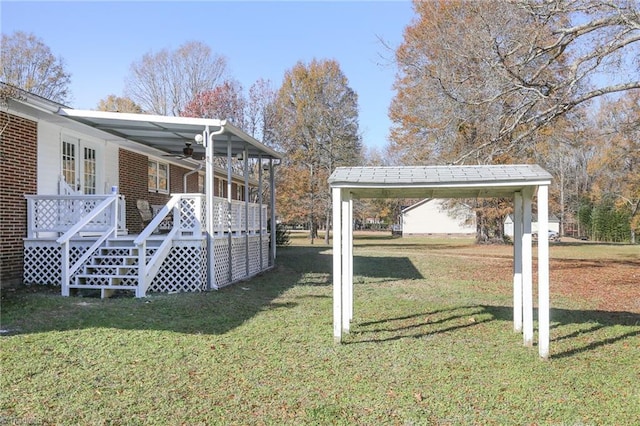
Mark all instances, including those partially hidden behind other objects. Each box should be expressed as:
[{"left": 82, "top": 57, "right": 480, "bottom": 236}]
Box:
[
  {"left": 426, "top": 248, "right": 640, "bottom": 313},
  {"left": 550, "top": 258, "right": 640, "bottom": 312}
]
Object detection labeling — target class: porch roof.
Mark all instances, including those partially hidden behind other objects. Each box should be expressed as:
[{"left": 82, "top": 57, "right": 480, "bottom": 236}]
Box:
[{"left": 58, "top": 109, "right": 282, "bottom": 161}]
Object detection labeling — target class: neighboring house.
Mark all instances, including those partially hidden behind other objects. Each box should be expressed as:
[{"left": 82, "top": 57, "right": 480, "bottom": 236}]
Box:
[
  {"left": 504, "top": 214, "right": 560, "bottom": 238},
  {"left": 0, "top": 84, "right": 282, "bottom": 296},
  {"left": 401, "top": 199, "right": 476, "bottom": 236}
]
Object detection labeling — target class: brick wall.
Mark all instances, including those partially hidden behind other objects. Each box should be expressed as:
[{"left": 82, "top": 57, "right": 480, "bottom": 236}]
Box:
[
  {"left": 0, "top": 111, "right": 37, "bottom": 287},
  {"left": 118, "top": 149, "right": 199, "bottom": 233}
]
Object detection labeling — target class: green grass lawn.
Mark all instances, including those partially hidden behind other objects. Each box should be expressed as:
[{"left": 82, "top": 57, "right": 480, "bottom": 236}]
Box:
[{"left": 2, "top": 233, "right": 639, "bottom": 425}]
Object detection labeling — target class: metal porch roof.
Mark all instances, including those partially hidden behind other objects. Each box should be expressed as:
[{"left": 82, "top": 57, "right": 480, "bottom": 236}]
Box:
[
  {"left": 328, "top": 165, "right": 552, "bottom": 198},
  {"left": 58, "top": 109, "right": 282, "bottom": 161}
]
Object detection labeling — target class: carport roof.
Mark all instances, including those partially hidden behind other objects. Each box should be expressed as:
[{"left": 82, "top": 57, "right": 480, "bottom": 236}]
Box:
[{"left": 328, "top": 165, "right": 552, "bottom": 198}]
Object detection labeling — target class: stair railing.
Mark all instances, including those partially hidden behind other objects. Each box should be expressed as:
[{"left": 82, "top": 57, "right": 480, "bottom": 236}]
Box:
[
  {"left": 55, "top": 193, "right": 119, "bottom": 296},
  {"left": 133, "top": 194, "right": 183, "bottom": 297}
]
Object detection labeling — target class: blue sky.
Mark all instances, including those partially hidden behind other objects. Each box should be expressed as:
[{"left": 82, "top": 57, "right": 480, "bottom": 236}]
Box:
[{"left": 1, "top": 1, "right": 415, "bottom": 149}]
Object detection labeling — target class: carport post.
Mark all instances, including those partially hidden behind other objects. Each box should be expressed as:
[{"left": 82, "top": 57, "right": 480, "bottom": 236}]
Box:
[
  {"left": 342, "top": 191, "right": 353, "bottom": 332},
  {"left": 537, "top": 185, "right": 550, "bottom": 358},
  {"left": 332, "top": 187, "right": 343, "bottom": 342},
  {"left": 513, "top": 191, "right": 523, "bottom": 333},
  {"left": 522, "top": 187, "right": 534, "bottom": 347}
]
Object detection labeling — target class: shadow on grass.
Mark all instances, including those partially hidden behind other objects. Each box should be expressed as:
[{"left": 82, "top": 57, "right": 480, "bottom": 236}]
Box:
[
  {"left": 0, "top": 245, "right": 421, "bottom": 337},
  {"left": 347, "top": 304, "right": 640, "bottom": 359}
]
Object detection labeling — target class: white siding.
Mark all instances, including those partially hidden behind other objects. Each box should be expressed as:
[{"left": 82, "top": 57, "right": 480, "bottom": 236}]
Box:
[
  {"left": 103, "top": 142, "right": 119, "bottom": 193},
  {"left": 37, "top": 120, "right": 115, "bottom": 195},
  {"left": 402, "top": 199, "right": 476, "bottom": 235},
  {"left": 37, "top": 121, "right": 61, "bottom": 195}
]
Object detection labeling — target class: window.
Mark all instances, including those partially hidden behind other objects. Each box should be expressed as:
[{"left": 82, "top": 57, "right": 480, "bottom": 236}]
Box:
[
  {"left": 148, "top": 160, "right": 169, "bottom": 193},
  {"left": 62, "top": 140, "right": 76, "bottom": 189},
  {"left": 83, "top": 147, "right": 97, "bottom": 194}
]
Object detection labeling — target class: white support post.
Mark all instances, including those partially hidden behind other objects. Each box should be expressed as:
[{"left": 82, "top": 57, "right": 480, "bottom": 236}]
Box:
[
  {"left": 513, "top": 191, "right": 523, "bottom": 332},
  {"left": 204, "top": 127, "right": 216, "bottom": 290},
  {"left": 341, "top": 191, "right": 351, "bottom": 332},
  {"left": 269, "top": 160, "right": 277, "bottom": 266},
  {"left": 243, "top": 146, "right": 250, "bottom": 277},
  {"left": 522, "top": 188, "right": 534, "bottom": 347},
  {"left": 347, "top": 195, "right": 354, "bottom": 323},
  {"left": 332, "top": 187, "right": 343, "bottom": 342},
  {"left": 227, "top": 140, "right": 233, "bottom": 283},
  {"left": 537, "top": 185, "right": 550, "bottom": 359},
  {"left": 258, "top": 154, "right": 264, "bottom": 271}
]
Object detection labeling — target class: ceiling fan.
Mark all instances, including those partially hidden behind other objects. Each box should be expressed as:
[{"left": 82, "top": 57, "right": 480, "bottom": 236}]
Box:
[{"left": 163, "top": 141, "right": 204, "bottom": 160}]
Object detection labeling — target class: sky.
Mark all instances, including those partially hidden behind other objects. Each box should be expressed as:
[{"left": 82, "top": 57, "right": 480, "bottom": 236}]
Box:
[{"left": 1, "top": 1, "right": 416, "bottom": 149}]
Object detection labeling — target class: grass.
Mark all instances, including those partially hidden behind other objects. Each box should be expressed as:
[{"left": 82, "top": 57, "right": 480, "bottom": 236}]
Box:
[{"left": 1, "top": 233, "right": 639, "bottom": 425}]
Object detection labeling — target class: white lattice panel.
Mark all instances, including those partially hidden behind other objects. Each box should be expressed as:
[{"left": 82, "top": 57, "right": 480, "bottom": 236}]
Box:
[
  {"left": 178, "top": 197, "right": 203, "bottom": 233},
  {"left": 231, "top": 237, "right": 246, "bottom": 281},
  {"left": 248, "top": 236, "right": 262, "bottom": 275},
  {"left": 23, "top": 241, "right": 92, "bottom": 285},
  {"left": 29, "top": 197, "right": 113, "bottom": 234},
  {"left": 213, "top": 239, "right": 230, "bottom": 287},
  {"left": 262, "top": 236, "right": 271, "bottom": 268},
  {"left": 148, "top": 241, "right": 207, "bottom": 293}
]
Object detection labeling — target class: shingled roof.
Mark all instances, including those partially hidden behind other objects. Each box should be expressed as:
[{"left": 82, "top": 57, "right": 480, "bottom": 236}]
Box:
[{"left": 328, "top": 165, "right": 552, "bottom": 198}]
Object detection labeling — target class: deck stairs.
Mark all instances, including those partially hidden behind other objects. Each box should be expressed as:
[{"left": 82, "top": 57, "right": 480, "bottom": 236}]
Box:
[{"left": 70, "top": 235, "right": 166, "bottom": 298}]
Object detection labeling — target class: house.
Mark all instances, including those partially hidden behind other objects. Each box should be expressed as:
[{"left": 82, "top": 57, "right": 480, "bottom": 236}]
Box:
[
  {"left": 0, "top": 84, "right": 282, "bottom": 296},
  {"left": 504, "top": 214, "right": 560, "bottom": 238},
  {"left": 401, "top": 199, "right": 476, "bottom": 236}
]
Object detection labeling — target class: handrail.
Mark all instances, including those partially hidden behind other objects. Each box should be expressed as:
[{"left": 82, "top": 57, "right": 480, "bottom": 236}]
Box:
[
  {"left": 138, "top": 226, "right": 179, "bottom": 297},
  {"left": 56, "top": 196, "right": 116, "bottom": 244},
  {"left": 55, "top": 194, "right": 118, "bottom": 296},
  {"left": 134, "top": 194, "right": 182, "bottom": 246}
]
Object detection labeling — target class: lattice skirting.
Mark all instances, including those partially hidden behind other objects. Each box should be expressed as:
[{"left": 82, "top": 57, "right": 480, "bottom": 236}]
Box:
[
  {"left": 212, "top": 234, "right": 270, "bottom": 289},
  {"left": 148, "top": 240, "right": 207, "bottom": 293},
  {"left": 23, "top": 240, "right": 93, "bottom": 285},
  {"left": 23, "top": 234, "right": 270, "bottom": 293}
]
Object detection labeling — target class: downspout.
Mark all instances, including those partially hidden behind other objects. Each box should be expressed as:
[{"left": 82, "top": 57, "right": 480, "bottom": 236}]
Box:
[
  {"left": 183, "top": 163, "right": 203, "bottom": 193},
  {"left": 203, "top": 124, "right": 226, "bottom": 290}
]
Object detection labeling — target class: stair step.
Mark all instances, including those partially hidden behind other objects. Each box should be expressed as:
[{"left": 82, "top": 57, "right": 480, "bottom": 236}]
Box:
[
  {"left": 84, "top": 265, "right": 139, "bottom": 274},
  {"left": 91, "top": 255, "right": 151, "bottom": 264},
  {"left": 75, "top": 275, "right": 138, "bottom": 286}
]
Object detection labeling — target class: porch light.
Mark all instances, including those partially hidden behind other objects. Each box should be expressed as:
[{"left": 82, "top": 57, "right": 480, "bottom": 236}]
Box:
[{"left": 194, "top": 133, "right": 204, "bottom": 144}]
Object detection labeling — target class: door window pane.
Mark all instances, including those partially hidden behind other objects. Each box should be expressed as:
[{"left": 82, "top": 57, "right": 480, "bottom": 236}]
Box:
[{"left": 83, "top": 147, "right": 96, "bottom": 194}]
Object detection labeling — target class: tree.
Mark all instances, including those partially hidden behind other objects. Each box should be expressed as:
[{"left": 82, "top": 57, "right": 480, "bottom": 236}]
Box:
[
  {"left": 273, "top": 59, "right": 362, "bottom": 244},
  {"left": 590, "top": 91, "right": 640, "bottom": 243},
  {"left": 181, "top": 79, "right": 247, "bottom": 127},
  {"left": 96, "top": 94, "right": 143, "bottom": 113},
  {"left": 125, "top": 41, "right": 227, "bottom": 116},
  {"left": 246, "top": 78, "right": 278, "bottom": 143},
  {"left": 390, "top": 0, "right": 640, "bottom": 165},
  {"left": 1, "top": 31, "right": 71, "bottom": 104}
]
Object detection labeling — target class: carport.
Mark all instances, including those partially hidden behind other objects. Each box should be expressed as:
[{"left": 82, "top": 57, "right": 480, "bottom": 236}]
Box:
[{"left": 329, "top": 165, "right": 553, "bottom": 358}]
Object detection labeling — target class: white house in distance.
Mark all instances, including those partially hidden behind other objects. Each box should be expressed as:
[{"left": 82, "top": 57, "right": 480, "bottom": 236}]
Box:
[
  {"left": 401, "top": 199, "right": 476, "bottom": 236},
  {"left": 504, "top": 214, "right": 560, "bottom": 238}
]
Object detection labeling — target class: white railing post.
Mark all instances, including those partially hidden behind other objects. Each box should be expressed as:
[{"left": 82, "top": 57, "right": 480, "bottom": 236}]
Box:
[
  {"left": 61, "top": 241, "right": 70, "bottom": 297},
  {"left": 194, "top": 195, "right": 203, "bottom": 238},
  {"left": 137, "top": 241, "right": 147, "bottom": 298},
  {"left": 111, "top": 188, "right": 118, "bottom": 239},
  {"left": 26, "top": 197, "right": 35, "bottom": 238}
]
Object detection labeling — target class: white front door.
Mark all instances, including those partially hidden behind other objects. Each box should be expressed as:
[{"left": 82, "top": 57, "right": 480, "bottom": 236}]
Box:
[{"left": 61, "top": 138, "right": 99, "bottom": 194}]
